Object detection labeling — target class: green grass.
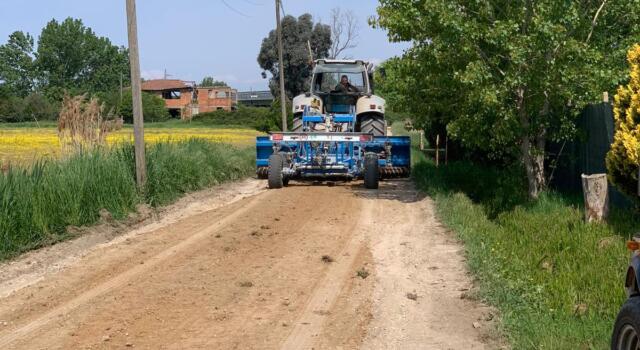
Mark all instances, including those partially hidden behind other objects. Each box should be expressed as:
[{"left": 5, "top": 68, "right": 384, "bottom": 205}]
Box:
[
  {"left": 0, "top": 139, "right": 254, "bottom": 260},
  {"left": 411, "top": 142, "right": 639, "bottom": 349}
]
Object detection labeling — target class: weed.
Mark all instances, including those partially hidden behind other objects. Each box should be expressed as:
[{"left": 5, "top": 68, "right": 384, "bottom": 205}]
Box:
[{"left": 356, "top": 267, "right": 370, "bottom": 279}]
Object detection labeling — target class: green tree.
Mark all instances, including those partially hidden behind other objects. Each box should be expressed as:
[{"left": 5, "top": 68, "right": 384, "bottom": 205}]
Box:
[
  {"left": 258, "top": 14, "right": 331, "bottom": 99},
  {"left": 36, "top": 18, "right": 130, "bottom": 99},
  {"left": 120, "top": 90, "right": 170, "bottom": 123},
  {"left": 374, "top": 1, "right": 640, "bottom": 199},
  {"left": 200, "top": 76, "right": 228, "bottom": 87},
  {"left": 0, "top": 31, "right": 36, "bottom": 97}
]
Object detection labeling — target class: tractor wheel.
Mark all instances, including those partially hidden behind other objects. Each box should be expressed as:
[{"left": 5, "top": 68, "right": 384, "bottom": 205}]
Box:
[
  {"left": 364, "top": 153, "right": 379, "bottom": 189},
  {"left": 360, "top": 114, "right": 386, "bottom": 136},
  {"left": 268, "top": 154, "right": 284, "bottom": 189},
  {"left": 612, "top": 297, "right": 640, "bottom": 350},
  {"left": 291, "top": 115, "right": 303, "bottom": 132}
]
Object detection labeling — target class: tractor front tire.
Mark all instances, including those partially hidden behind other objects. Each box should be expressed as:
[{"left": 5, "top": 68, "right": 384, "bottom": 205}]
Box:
[
  {"left": 364, "top": 153, "right": 379, "bottom": 189},
  {"left": 360, "top": 114, "right": 386, "bottom": 136},
  {"left": 268, "top": 154, "right": 284, "bottom": 189}
]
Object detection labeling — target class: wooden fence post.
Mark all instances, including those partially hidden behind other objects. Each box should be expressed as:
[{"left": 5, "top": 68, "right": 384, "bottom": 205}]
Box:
[
  {"left": 581, "top": 173, "right": 609, "bottom": 223},
  {"left": 435, "top": 134, "right": 440, "bottom": 167},
  {"left": 445, "top": 135, "right": 448, "bottom": 165},
  {"left": 420, "top": 130, "right": 424, "bottom": 151}
]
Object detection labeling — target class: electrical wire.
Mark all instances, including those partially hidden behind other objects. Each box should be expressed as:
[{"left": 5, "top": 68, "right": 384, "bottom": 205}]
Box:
[
  {"left": 279, "top": 0, "right": 286, "bottom": 16},
  {"left": 221, "top": 0, "right": 252, "bottom": 18},
  {"left": 241, "top": 0, "right": 264, "bottom": 5}
]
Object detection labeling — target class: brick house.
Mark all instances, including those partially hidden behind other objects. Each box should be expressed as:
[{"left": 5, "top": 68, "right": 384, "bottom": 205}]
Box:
[
  {"left": 141, "top": 79, "right": 237, "bottom": 118},
  {"left": 141, "top": 79, "right": 197, "bottom": 119},
  {"left": 196, "top": 86, "right": 237, "bottom": 112}
]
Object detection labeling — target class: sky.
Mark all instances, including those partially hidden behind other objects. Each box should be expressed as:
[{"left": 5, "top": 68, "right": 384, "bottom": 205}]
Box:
[{"left": 0, "top": 0, "right": 410, "bottom": 91}]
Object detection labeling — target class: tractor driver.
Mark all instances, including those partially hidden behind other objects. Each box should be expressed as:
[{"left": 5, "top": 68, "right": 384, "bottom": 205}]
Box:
[{"left": 335, "top": 75, "right": 359, "bottom": 93}]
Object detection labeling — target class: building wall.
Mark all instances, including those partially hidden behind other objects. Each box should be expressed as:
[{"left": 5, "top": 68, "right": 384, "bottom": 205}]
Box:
[{"left": 196, "top": 87, "right": 237, "bottom": 112}]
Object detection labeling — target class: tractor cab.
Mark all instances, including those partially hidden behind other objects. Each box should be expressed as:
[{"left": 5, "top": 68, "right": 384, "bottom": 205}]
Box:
[
  {"left": 291, "top": 60, "right": 386, "bottom": 136},
  {"left": 310, "top": 60, "right": 371, "bottom": 114}
]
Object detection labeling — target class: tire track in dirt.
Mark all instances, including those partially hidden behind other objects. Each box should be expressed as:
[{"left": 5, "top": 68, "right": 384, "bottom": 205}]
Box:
[
  {"left": 280, "top": 199, "right": 373, "bottom": 349},
  {"left": 0, "top": 193, "right": 265, "bottom": 348}
]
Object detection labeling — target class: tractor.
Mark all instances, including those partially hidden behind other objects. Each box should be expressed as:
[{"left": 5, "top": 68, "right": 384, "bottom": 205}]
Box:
[{"left": 256, "top": 59, "right": 411, "bottom": 189}]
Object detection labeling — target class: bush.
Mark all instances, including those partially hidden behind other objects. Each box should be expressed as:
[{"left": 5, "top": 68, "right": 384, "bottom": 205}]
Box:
[
  {"left": 0, "top": 140, "right": 254, "bottom": 259},
  {"left": 193, "top": 105, "right": 270, "bottom": 126},
  {"left": 607, "top": 44, "right": 640, "bottom": 201},
  {"left": 120, "top": 90, "right": 170, "bottom": 123},
  {"left": 193, "top": 103, "right": 290, "bottom": 132},
  {"left": 0, "top": 92, "right": 58, "bottom": 123}
]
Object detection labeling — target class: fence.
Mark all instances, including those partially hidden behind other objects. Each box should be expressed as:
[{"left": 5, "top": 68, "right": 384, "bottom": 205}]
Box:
[{"left": 548, "top": 102, "right": 631, "bottom": 207}]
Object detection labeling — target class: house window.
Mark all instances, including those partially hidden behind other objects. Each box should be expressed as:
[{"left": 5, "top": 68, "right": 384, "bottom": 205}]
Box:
[
  {"left": 162, "top": 90, "right": 181, "bottom": 99},
  {"left": 216, "top": 91, "right": 227, "bottom": 98},
  {"left": 208, "top": 90, "right": 215, "bottom": 99}
]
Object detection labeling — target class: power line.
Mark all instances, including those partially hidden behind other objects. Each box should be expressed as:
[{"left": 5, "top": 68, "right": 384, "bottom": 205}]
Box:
[
  {"left": 241, "top": 0, "right": 264, "bottom": 6},
  {"left": 221, "top": 0, "right": 252, "bottom": 18}
]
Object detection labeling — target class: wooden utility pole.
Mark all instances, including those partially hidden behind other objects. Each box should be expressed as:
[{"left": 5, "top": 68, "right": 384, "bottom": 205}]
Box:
[
  {"left": 275, "top": 0, "right": 287, "bottom": 131},
  {"left": 126, "top": 0, "right": 146, "bottom": 188}
]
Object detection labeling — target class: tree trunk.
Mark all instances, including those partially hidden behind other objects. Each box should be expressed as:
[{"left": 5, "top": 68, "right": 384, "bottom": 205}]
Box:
[
  {"left": 517, "top": 87, "right": 549, "bottom": 200},
  {"left": 581, "top": 173, "right": 609, "bottom": 222}
]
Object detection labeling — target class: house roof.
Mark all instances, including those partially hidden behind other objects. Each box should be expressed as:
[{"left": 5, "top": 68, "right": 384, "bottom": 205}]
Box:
[
  {"left": 141, "top": 79, "right": 192, "bottom": 91},
  {"left": 237, "top": 90, "right": 274, "bottom": 101}
]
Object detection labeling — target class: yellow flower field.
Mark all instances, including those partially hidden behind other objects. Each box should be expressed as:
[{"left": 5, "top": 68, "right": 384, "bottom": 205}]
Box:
[{"left": 0, "top": 126, "right": 261, "bottom": 165}]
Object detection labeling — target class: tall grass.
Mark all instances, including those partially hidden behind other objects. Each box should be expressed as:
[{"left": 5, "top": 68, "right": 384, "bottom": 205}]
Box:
[
  {"left": 0, "top": 139, "right": 254, "bottom": 260},
  {"left": 412, "top": 148, "right": 640, "bottom": 349}
]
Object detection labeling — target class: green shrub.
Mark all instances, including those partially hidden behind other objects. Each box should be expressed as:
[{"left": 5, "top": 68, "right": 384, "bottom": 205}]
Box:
[
  {"left": 0, "top": 139, "right": 254, "bottom": 259},
  {"left": 120, "top": 90, "right": 170, "bottom": 123},
  {"left": 193, "top": 104, "right": 287, "bottom": 132},
  {"left": 0, "top": 93, "right": 58, "bottom": 122}
]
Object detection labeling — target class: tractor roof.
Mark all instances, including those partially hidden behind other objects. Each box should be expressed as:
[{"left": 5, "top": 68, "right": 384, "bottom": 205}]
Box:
[{"left": 315, "top": 59, "right": 367, "bottom": 65}]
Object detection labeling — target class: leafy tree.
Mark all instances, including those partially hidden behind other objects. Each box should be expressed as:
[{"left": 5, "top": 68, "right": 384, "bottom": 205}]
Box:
[
  {"left": 258, "top": 14, "right": 330, "bottom": 99},
  {"left": 120, "top": 90, "right": 170, "bottom": 123},
  {"left": 200, "top": 76, "right": 228, "bottom": 87},
  {"left": 374, "top": 1, "right": 640, "bottom": 199},
  {"left": 36, "top": 18, "right": 130, "bottom": 99},
  {"left": 0, "top": 31, "right": 36, "bottom": 97},
  {"left": 607, "top": 44, "right": 640, "bottom": 200}
]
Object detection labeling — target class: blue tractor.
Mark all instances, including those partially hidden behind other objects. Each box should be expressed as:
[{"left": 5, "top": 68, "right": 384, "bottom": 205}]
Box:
[{"left": 256, "top": 60, "right": 411, "bottom": 189}]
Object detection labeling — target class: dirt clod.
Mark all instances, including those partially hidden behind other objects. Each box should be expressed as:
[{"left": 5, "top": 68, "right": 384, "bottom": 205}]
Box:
[
  {"left": 406, "top": 292, "right": 418, "bottom": 301},
  {"left": 321, "top": 255, "right": 334, "bottom": 263}
]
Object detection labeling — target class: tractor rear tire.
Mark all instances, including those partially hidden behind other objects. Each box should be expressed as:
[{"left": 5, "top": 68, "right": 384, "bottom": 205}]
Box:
[
  {"left": 291, "top": 115, "right": 303, "bottom": 132},
  {"left": 268, "top": 154, "right": 284, "bottom": 189},
  {"left": 360, "top": 114, "right": 386, "bottom": 136},
  {"left": 364, "top": 153, "right": 379, "bottom": 189}
]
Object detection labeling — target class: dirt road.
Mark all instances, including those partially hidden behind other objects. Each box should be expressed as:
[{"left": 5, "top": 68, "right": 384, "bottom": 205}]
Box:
[{"left": 0, "top": 179, "right": 498, "bottom": 349}]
